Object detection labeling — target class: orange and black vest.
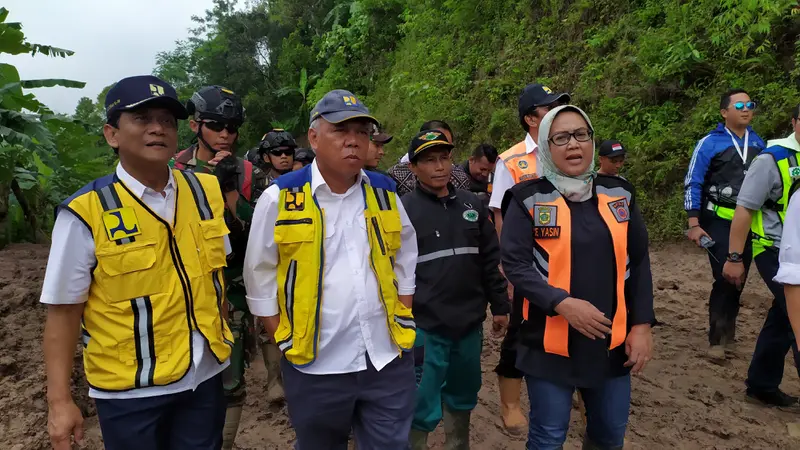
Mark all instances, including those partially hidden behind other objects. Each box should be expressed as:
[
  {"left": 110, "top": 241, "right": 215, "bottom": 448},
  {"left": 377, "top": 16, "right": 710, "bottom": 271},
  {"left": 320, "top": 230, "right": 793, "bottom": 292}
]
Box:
[
  {"left": 512, "top": 176, "right": 632, "bottom": 357},
  {"left": 499, "top": 140, "right": 538, "bottom": 184}
]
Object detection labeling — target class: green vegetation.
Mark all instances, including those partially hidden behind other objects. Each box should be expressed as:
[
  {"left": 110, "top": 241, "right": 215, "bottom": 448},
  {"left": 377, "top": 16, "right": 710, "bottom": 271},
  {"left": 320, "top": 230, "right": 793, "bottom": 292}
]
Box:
[{"left": 6, "top": 1, "right": 800, "bottom": 244}]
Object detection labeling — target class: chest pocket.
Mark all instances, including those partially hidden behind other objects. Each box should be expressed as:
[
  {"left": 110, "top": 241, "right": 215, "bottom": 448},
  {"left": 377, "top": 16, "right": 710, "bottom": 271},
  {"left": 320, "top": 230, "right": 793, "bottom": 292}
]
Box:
[
  {"left": 95, "top": 239, "right": 162, "bottom": 302},
  {"left": 376, "top": 210, "right": 402, "bottom": 252},
  {"left": 196, "top": 217, "right": 229, "bottom": 273},
  {"left": 274, "top": 214, "right": 316, "bottom": 260}
]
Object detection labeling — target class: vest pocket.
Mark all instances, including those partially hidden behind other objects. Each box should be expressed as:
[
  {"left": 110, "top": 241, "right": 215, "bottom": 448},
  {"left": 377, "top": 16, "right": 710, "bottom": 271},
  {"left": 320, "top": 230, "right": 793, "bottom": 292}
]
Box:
[
  {"left": 377, "top": 210, "right": 402, "bottom": 251},
  {"left": 274, "top": 220, "right": 315, "bottom": 260},
  {"left": 96, "top": 239, "right": 161, "bottom": 302},
  {"left": 197, "top": 217, "right": 229, "bottom": 272}
]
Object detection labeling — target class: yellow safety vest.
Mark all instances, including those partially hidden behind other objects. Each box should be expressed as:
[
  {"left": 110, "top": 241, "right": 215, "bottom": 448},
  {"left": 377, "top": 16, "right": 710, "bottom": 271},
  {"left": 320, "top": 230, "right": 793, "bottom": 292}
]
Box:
[
  {"left": 750, "top": 139, "right": 800, "bottom": 256},
  {"left": 271, "top": 166, "right": 415, "bottom": 367},
  {"left": 61, "top": 169, "right": 234, "bottom": 392}
]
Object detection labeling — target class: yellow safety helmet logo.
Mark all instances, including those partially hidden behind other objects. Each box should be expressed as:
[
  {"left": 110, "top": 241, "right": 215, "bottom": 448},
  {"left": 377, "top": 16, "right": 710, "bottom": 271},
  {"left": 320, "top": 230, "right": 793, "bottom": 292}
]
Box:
[{"left": 102, "top": 207, "right": 142, "bottom": 241}]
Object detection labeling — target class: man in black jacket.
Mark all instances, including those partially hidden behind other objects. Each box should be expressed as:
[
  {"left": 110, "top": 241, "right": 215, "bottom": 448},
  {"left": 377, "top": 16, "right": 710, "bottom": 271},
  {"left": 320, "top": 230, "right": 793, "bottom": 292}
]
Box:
[{"left": 402, "top": 130, "right": 510, "bottom": 450}]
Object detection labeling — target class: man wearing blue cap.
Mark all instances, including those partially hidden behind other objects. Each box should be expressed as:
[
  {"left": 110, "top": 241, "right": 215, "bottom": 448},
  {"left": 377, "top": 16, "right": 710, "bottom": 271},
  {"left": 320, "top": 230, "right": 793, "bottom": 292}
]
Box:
[
  {"left": 244, "top": 89, "right": 419, "bottom": 449},
  {"left": 41, "top": 75, "right": 233, "bottom": 450}
]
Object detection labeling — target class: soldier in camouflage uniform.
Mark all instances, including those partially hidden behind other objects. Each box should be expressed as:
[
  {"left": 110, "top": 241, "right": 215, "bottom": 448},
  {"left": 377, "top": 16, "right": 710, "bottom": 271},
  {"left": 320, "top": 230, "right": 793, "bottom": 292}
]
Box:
[{"left": 171, "top": 85, "right": 268, "bottom": 450}]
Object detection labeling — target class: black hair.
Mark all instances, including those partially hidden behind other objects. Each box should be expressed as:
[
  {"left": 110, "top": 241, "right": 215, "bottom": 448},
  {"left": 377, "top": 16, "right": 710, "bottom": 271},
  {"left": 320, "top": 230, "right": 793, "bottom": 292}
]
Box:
[
  {"left": 793, "top": 104, "right": 800, "bottom": 121},
  {"left": 720, "top": 89, "right": 749, "bottom": 110},
  {"left": 420, "top": 120, "right": 453, "bottom": 138},
  {"left": 472, "top": 143, "right": 498, "bottom": 162}
]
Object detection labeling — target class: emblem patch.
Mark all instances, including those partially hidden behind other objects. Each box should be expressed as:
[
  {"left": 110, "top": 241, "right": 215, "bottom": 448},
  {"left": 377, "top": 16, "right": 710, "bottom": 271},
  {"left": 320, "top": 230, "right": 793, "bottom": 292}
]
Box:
[
  {"left": 608, "top": 199, "right": 630, "bottom": 223},
  {"left": 285, "top": 191, "right": 305, "bottom": 211},
  {"left": 518, "top": 160, "right": 528, "bottom": 170},
  {"left": 421, "top": 132, "right": 441, "bottom": 141},
  {"left": 790, "top": 166, "right": 800, "bottom": 179},
  {"left": 463, "top": 209, "right": 479, "bottom": 222},
  {"left": 533, "top": 204, "right": 560, "bottom": 239},
  {"left": 102, "top": 207, "right": 142, "bottom": 241}
]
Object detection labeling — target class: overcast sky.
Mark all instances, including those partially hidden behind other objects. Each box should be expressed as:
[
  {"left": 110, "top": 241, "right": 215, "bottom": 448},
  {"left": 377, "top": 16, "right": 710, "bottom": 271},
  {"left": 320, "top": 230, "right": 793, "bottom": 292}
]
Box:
[{"left": 5, "top": 0, "right": 215, "bottom": 114}]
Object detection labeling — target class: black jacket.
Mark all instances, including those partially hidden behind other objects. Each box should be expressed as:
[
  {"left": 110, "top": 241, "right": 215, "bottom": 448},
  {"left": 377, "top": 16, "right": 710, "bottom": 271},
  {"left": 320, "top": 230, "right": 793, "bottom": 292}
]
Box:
[
  {"left": 402, "top": 183, "right": 509, "bottom": 339},
  {"left": 501, "top": 175, "right": 654, "bottom": 388}
]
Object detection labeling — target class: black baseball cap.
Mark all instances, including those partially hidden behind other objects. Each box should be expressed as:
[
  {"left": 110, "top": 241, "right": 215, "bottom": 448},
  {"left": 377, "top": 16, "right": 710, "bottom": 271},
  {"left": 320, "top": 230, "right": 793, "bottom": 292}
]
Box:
[
  {"left": 371, "top": 126, "right": 393, "bottom": 144},
  {"left": 518, "top": 83, "right": 571, "bottom": 122},
  {"left": 408, "top": 130, "right": 454, "bottom": 162},
  {"left": 104, "top": 75, "right": 188, "bottom": 124},
  {"left": 599, "top": 140, "right": 626, "bottom": 157},
  {"left": 309, "top": 89, "right": 378, "bottom": 126}
]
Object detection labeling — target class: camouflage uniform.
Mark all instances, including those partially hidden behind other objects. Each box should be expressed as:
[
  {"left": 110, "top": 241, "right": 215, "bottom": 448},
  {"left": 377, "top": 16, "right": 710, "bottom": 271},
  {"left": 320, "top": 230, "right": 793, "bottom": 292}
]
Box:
[{"left": 171, "top": 145, "right": 267, "bottom": 407}]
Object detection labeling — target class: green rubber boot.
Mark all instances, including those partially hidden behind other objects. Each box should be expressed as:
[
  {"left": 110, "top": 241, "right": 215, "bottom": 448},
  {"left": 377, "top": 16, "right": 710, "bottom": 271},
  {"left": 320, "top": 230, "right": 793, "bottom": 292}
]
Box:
[{"left": 443, "top": 406, "right": 471, "bottom": 450}]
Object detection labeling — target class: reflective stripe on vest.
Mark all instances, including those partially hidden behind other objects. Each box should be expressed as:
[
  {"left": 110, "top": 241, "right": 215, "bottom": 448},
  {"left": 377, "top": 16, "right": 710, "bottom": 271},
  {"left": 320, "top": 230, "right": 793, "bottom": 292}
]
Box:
[
  {"left": 752, "top": 150, "right": 799, "bottom": 255},
  {"left": 521, "top": 186, "right": 629, "bottom": 357},
  {"left": 501, "top": 141, "right": 538, "bottom": 184}
]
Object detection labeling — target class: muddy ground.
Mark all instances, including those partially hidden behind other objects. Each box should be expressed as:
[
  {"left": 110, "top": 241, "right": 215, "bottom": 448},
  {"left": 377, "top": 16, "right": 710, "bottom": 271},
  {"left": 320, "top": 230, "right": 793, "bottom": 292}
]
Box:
[{"left": 2, "top": 242, "right": 800, "bottom": 449}]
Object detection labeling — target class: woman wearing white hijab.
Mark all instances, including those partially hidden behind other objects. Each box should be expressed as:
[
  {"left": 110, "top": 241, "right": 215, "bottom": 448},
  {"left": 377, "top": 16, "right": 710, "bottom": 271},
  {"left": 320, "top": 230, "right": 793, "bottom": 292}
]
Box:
[{"left": 500, "top": 105, "right": 655, "bottom": 450}]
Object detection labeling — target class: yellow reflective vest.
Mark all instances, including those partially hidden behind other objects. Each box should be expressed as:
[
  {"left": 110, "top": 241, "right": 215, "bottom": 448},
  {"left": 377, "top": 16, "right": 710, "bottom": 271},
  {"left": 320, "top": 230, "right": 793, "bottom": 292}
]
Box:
[
  {"left": 60, "top": 169, "right": 234, "bottom": 392},
  {"left": 272, "top": 166, "right": 416, "bottom": 367}
]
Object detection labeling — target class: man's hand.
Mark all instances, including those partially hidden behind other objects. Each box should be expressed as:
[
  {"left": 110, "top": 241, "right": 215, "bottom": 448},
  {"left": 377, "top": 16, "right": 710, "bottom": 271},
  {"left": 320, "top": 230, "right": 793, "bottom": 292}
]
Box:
[
  {"left": 686, "top": 225, "right": 711, "bottom": 248},
  {"left": 722, "top": 260, "right": 746, "bottom": 290},
  {"left": 259, "top": 315, "right": 280, "bottom": 342},
  {"left": 48, "top": 399, "right": 84, "bottom": 450},
  {"left": 492, "top": 314, "right": 509, "bottom": 338},
  {"left": 553, "top": 297, "right": 612, "bottom": 340},
  {"left": 208, "top": 150, "right": 232, "bottom": 167},
  {"left": 624, "top": 324, "right": 653, "bottom": 375}
]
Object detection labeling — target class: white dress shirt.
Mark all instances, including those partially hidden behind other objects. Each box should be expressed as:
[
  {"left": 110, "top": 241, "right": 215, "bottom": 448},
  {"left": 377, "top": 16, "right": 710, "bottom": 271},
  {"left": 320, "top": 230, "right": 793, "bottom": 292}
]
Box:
[
  {"left": 489, "top": 132, "right": 538, "bottom": 210},
  {"left": 244, "top": 160, "right": 418, "bottom": 375},
  {"left": 776, "top": 191, "right": 800, "bottom": 285},
  {"left": 40, "top": 163, "right": 229, "bottom": 400}
]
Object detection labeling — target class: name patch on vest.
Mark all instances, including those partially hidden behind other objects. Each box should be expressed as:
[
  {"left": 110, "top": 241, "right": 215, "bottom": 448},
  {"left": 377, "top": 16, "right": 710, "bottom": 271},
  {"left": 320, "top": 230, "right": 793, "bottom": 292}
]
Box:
[
  {"left": 285, "top": 191, "right": 305, "bottom": 211},
  {"left": 519, "top": 174, "right": 536, "bottom": 181},
  {"left": 608, "top": 199, "right": 630, "bottom": 223},
  {"left": 533, "top": 204, "right": 560, "bottom": 238},
  {"left": 102, "top": 207, "right": 142, "bottom": 240}
]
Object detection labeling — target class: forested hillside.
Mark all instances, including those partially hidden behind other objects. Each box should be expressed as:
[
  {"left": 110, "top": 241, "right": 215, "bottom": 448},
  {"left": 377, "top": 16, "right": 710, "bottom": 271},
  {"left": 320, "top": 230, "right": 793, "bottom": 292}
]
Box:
[{"left": 4, "top": 1, "right": 800, "bottom": 242}]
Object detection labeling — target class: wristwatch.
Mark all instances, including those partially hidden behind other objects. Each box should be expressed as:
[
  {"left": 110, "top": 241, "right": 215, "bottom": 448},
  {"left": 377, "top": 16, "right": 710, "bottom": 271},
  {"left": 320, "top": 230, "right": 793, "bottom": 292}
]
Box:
[{"left": 727, "top": 252, "right": 744, "bottom": 263}]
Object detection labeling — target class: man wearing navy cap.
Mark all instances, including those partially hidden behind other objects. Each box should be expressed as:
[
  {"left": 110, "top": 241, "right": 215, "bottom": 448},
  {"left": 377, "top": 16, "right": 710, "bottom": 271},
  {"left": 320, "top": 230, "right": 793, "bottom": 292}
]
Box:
[
  {"left": 598, "top": 139, "right": 627, "bottom": 177},
  {"left": 41, "top": 75, "right": 233, "bottom": 450},
  {"left": 244, "top": 89, "right": 419, "bottom": 449}
]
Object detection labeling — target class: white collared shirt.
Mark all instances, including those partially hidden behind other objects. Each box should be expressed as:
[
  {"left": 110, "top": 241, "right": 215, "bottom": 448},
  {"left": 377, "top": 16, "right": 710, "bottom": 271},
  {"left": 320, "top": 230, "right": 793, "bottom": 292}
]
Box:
[
  {"left": 776, "top": 191, "right": 800, "bottom": 285},
  {"left": 489, "top": 132, "right": 538, "bottom": 210},
  {"left": 244, "top": 160, "right": 418, "bottom": 375},
  {"left": 40, "top": 163, "right": 229, "bottom": 399}
]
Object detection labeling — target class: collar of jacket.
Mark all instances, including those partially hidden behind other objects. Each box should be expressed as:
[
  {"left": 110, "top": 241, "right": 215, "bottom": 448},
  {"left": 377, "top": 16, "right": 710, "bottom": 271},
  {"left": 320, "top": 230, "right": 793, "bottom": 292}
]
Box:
[{"left": 415, "top": 181, "right": 457, "bottom": 203}]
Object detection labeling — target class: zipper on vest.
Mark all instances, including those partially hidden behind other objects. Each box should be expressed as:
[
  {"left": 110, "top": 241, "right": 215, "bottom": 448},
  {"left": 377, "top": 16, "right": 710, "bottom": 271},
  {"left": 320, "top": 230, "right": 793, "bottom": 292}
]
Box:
[
  {"left": 276, "top": 218, "right": 313, "bottom": 226},
  {"left": 371, "top": 217, "right": 386, "bottom": 255}
]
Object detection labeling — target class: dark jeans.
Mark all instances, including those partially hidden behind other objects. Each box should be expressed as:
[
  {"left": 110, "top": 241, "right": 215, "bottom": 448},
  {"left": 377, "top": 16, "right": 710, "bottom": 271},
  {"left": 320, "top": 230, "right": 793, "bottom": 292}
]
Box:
[
  {"left": 495, "top": 294, "right": 524, "bottom": 378},
  {"left": 702, "top": 216, "right": 752, "bottom": 346},
  {"left": 95, "top": 374, "right": 225, "bottom": 450},
  {"left": 525, "top": 374, "right": 631, "bottom": 450},
  {"left": 282, "top": 353, "right": 416, "bottom": 450},
  {"left": 746, "top": 247, "right": 800, "bottom": 392}
]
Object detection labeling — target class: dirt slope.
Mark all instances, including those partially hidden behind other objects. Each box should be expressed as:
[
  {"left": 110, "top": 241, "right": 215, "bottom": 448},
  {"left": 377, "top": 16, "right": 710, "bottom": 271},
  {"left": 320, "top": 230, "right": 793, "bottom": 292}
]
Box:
[{"left": 2, "top": 242, "right": 799, "bottom": 449}]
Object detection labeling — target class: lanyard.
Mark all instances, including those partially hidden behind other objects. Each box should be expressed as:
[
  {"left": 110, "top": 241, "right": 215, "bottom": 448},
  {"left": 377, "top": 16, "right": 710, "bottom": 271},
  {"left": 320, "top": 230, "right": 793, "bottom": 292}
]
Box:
[{"left": 724, "top": 127, "right": 749, "bottom": 163}]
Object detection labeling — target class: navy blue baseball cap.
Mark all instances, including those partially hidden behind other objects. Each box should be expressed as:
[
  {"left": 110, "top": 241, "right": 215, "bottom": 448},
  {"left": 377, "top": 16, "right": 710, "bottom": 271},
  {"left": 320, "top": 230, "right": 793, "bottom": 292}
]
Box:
[
  {"left": 518, "top": 83, "right": 570, "bottom": 122},
  {"left": 309, "top": 89, "right": 378, "bottom": 126},
  {"left": 104, "top": 75, "right": 188, "bottom": 124}
]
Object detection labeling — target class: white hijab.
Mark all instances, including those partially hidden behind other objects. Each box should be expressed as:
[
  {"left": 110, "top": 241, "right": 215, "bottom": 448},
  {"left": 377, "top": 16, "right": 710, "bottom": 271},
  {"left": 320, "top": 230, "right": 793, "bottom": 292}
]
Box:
[{"left": 537, "top": 105, "right": 596, "bottom": 202}]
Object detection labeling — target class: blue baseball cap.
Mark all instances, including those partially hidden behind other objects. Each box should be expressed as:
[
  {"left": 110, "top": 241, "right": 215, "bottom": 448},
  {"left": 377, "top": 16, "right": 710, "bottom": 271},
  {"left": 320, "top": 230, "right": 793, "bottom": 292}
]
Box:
[
  {"left": 104, "top": 75, "right": 188, "bottom": 124},
  {"left": 309, "top": 89, "right": 378, "bottom": 126}
]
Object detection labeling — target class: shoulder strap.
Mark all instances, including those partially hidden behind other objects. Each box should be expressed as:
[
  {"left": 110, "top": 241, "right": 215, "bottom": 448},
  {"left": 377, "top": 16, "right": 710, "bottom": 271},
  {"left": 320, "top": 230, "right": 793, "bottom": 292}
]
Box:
[
  {"left": 238, "top": 159, "right": 253, "bottom": 202},
  {"left": 179, "top": 171, "right": 216, "bottom": 220}
]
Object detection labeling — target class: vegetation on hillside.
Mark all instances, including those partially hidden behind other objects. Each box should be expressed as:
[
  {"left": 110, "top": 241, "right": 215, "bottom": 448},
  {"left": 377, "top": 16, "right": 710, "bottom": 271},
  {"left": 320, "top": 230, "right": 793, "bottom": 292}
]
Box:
[{"left": 5, "top": 1, "right": 800, "bottom": 244}]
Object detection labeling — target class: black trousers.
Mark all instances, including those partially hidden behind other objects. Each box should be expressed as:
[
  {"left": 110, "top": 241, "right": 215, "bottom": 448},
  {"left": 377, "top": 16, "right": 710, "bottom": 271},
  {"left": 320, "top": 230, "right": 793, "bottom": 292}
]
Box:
[
  {"left": 702, "top": 215, "right": 752, "bottom": 346},
  {"left": 746, "top": 247, "right": 800, "bottom": 392},
  {"left": 495, "top": 293, "right": 524, "bottom": 378}
]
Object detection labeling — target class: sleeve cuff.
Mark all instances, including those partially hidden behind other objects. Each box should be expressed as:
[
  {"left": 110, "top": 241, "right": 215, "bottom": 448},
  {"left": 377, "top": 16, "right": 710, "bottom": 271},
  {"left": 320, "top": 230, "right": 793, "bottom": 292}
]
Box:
[
  {"left": 396, "top": 277, "right": 415, "bottom": 296},
  {"left": 736, "top": 199, "right": 761, "bottom": 211},
  {"left": 39, "top": 293, "right": 87, "bottom": 305},
  {"left": 775, "top": 262, "right": 800, "bottom": 285},
  {"left": 547, "top": 291, "right": 570, "bottom": 316},
  {"left": 490, "top": 299, "right": 511, "bottom": 316},
  {"left": 686, "top": 209, "right": 700, "bottom": 218},
  {"left": 246, "top": 295, "right": 280, "bottom": 317}
]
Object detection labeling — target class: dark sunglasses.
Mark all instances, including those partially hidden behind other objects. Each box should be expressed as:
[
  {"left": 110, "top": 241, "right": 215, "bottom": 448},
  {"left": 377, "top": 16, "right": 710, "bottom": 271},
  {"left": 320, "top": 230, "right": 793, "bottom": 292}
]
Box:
[
  {"left": 733, "top": 101, "right": 757, "bottom": 111},
  {"left": 202, "top": 121, "right": 240, "bottom": 133},
  {"left": 269, "top": 148, "right": 294, "bottom": 157}
]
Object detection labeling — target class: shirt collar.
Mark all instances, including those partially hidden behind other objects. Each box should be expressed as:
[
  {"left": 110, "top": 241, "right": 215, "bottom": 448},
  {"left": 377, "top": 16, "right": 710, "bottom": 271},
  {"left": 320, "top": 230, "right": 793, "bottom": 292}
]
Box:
[
  {"left": 525, "top": 132, "right": 538, "bottom": 155},
  {"left": 310, "top": 158, "right": 369, "bottom": 196},
  {"left": 116, "top": 163, "right": 176, "bottom": 199}
]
